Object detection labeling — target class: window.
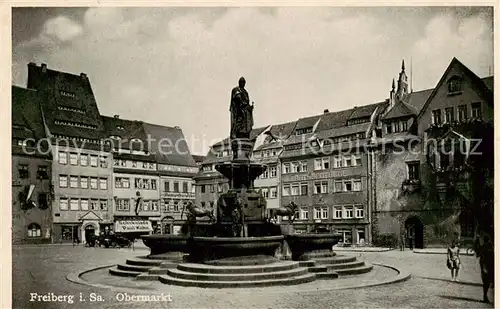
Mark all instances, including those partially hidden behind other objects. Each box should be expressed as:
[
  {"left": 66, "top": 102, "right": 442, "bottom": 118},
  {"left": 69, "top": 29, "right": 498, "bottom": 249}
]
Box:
[
  {"left": 343, "top": 180, "right": 353, "bottom": 192},
  {"left": 270, "top": 166, "right": 277, "bottom": 178},
  {"left": 299, "top": 208, "right": 308, "bottom": 220},
  {"left": 471, "top": 102, "right": 482, "bottom": 119},
  {"left": 401, "top": 120, "right": 408, "bottom": 131},
  {"left": 116, "top": 199, "right": 129, "bottom": 211},
  {"left": 283, "top": 184, "right": 291, "bottom": 196},
  {"left": 183, "top": 182, "right": 188, "bottom": 192},
  {"left": 262, "top": 188, "right": 269, "bottom": 199},
  {"left": 314, "top": 181, "right": 328, "bottom": 194},
  {"left": 261, "top": 169, "right": 269, "bottom": 178},
  {"left": 143, "top": 179, "right": 151, "bottom": 190},
  {"left": 59, "top": 175, "right": 68, "bottom": 188},
  {"left": 173, "top": 201, "right": 179, "bottom": 212},
  {"left": 18, "top": 164, "right": 29, "bottom": 179},
  {"left": 393, "top": 121, "right": 401, "bottom": 133},
  {"left": 151, "top": 179, "right": 157, "bottom": 190},
  {"left": 70, "top": 199, "right": 79, "bottom": 210},
  {"left": 90, "top": 199, "right": 98, "bottom": 210},
  {"left": 100, "top": 200, "right": 108, "bottom": 211},
  {"left": 115, "top": 177, "right": 129, "bottom": 189},
  {"left": 300, "top": 183, "right": 308, "bottom": 196},
  {"left": 90, "top": 156, "right": 98, "bottom": 167},
  {"left": 38, "top": 193, "right": 48, "bottom": 209},
  {"left": 291, "top": 184, "right": 300, "bottom": 196},
  {"left": 300, "top": 161, "right": 308, "bottom": 173},
  {"left": 321, "top": 207, "right": 328, "bottom": 219},
  {"left": 201, "top": 185, "right": 206, "bottom": 193},
  {"left": 353, "top": 179, "right": 361, "bottom": 192},
  {"left": 135, "top": 178, "right": 142, "bottom": 189},
  {"left": 37, "top": 166, "right": 49, "bottom": 179},
  {"left": 407, "top": 162, "right": 420, "bottom": 181},
  {"left": 131, "top": 161, "right": 137, "bottom": 168},
  {"left": 99, "top": 156, "right": 108, "bottom": 168},
  {"left": 385, "top": 122, "right": 393, "bottom": 134},
  {"left": 59, "top": 198, "right": 68, "bottom": 210},
  {"left": 90, "top": 178, "right": 98, "bottom": 189},
  {"left": 210, "top": 184, "right": 216, "bottom": 193},
  {"left": 458, "top": 105, "right": 468, "bottom": 122},
  {"left": 69, "top": 153, "right": 78, "bottom": 165},
  {"left": 152, "top": 200, "right": 159, "bottom": 211},
  {"left": 445, "top": 107, "right": 454, "bottom": 123},
  {"left": 27, "top": 223, "right": 41, "bottom": 237},
  {"left": 217, "top": 183, "right": 223, "bottom": 193},
  {"left": 344, "top": 156, "right": 352, "bottom": 167},
  {"left": 322, "top": 157, "right": 330, "bottom": 169},
  {"left": 334, "top": 207, "right": 343, "bottom": 219},
  {"left": 174, "top": 182, "right": 179, "bottom": 193},
  {"left": 80, "top": 199, "right": 89, "bottom": 211},
  {"left": 142, "top": 200, "right": 150, "bottom": 211},
  {"left": 355, "top": 206, "right": 364, "bottom": 218},
  {"left": 70, "top": 176, "right": 78, "bottom": 188},
  {"left": 79, "top": 154, "right": 88, "bottom": 166},
  {"left": 333, "top": 157, "right": 342, "bottom": 168},
  {"left": 283, "top": 163, "right": 290, "bottom": 174},
  {"left": 58, "top": 152, "right": 67, "bottom": 164},
  {"left": 344, "top": 206, "right": 354, "bottom": 218},
  {"left": 270, "top": 187, "right": 278, "bottom": 198},
  {"left": 291, "top": 162, "right": 299, "bottom": 173},
  {"left": 314, "top": 159, "right": 322, "bottom": 171},
  {"left": 439, "top": 153, "right": 451, "bottom": 170},
  {"left": 164, "top": 181, "right": 170, "bottom": 192},
  {"left": 99, "top": 178, "right": 107, "bottom": 190},
  {"left": 353, "top": 155, "right": 362, "bottom": 167},
  {"left": 314, "top": 207, "right": 322, "bottom": 219},
  {"left": 448, "top": 77, "right": 462, "bottom": 93},
  {"left": 432, "top": 109, "right": 442, "bottom": 125},
  {"left": 334, "top": 181, "right": 342, "bottom": 193}
]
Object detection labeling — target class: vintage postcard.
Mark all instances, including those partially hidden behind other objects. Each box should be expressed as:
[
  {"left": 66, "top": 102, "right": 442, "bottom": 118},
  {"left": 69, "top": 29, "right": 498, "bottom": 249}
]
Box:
[{"left": 2, "top": 3, "right": 497, "bottom": 309}]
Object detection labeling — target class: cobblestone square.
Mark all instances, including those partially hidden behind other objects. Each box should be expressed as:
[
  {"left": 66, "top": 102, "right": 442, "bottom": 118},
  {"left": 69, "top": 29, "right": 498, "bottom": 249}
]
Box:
[{"left": 12, "top": 244, "right": 492, "bottom": 309}]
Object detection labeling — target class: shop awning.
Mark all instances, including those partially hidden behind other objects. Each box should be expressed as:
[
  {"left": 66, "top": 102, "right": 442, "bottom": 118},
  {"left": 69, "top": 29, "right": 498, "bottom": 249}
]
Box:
[{"left": 114, "top": 220, "right": 153, "bottom": 233}]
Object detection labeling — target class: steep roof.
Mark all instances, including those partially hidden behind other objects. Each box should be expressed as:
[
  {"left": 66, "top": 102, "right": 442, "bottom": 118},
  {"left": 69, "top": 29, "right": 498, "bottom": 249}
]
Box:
[
  {"left": 141, "top": 122, "right": 197, "bottom": 167},
  {"left": 26, "top": 63, "right": 106, "bottom": 140},
  {"left": 315, "top": 109, "right": 353, "bottom": 132},
  {"left": 316, "top": 122, "right": 371, "bottom": 140},
  {"left": 416, "top": 58, "right": 494, "bottom": 121},
  {"left": 192, "top": 155, "right": 206, "bottom": 164},
  {"left": 101, "top": 116, "right": 149, "bottom": 151},
  {"left": 405, "top": 88, "right": 433, "bottom": 114},
  {"left": 383, "top": 102, "right": 418, "bottom": 120},
  {"left": 12, "top": 86, "right": 46, "bottom": 140},
  {"left": 348, "top": 102, "right": 384, "bottom": 120},
  {"left": 294, "top": 114, "right": 322, "bottom": 131},
  {"left": 482, "top": 76, "right": 494, "bottom": 92}
]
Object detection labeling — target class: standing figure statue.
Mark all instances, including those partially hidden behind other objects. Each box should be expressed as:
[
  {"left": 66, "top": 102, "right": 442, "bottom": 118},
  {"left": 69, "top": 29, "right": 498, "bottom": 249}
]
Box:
[{"left": 230, "top": 77, "right": 254, "bottom": 139}]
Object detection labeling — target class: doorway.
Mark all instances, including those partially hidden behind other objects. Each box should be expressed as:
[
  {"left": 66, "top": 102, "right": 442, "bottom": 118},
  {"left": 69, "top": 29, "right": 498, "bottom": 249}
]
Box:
[
  {"left": 84, "top": 225, "right": 96, "bottom": 244},
  {"left": 405, "top": 216, "right": 424, "bottom": 249}
]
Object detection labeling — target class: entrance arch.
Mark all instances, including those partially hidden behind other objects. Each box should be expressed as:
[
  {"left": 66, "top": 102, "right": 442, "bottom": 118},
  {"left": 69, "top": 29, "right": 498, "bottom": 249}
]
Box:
[{"left": 405, "top": 216, "right": 424, "bottom": 249}]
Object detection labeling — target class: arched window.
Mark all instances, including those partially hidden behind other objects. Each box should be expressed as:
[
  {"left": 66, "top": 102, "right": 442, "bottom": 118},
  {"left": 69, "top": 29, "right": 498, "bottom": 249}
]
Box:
[
  {"left": 27, "top": 223, "right": 41, "bottom": 237},
  {"left": 447, "top": 76, "right": 462, "bottom": 93}
]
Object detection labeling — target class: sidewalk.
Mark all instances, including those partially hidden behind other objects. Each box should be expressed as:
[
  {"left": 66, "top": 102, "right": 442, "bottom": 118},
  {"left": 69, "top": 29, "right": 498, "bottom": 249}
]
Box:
[{"left": 333, "top": 246, "right": 394, "bottom": 252}]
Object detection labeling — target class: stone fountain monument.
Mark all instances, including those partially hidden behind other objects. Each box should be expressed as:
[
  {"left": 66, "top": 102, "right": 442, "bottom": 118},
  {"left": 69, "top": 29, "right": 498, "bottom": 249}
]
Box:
[{"left": 110, "top": 78, "right": 373, "bottom": 287}]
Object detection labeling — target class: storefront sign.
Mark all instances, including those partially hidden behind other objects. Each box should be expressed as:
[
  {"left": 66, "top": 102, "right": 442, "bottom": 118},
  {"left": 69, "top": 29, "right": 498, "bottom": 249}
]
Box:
[
  {"left": 162, "top": 192, "right": 195, "bottom": 199},
  {"left": 114, "top": 220, "right": 153, "bottom": 233},
  {"left": 282, "top": 169, "right": 354, "bottom": 182}
]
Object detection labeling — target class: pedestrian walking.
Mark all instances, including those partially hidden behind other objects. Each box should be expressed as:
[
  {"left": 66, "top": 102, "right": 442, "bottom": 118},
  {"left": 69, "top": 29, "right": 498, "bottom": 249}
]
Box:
[
  {"left": 408, "top": 234, "right": 414, "bottom": 250},
  {"left": 447, "top": 239, "right": 461, "bottom": 282},
  {"left": 400, "top": 234, "right": 405, "bottom": 251}
]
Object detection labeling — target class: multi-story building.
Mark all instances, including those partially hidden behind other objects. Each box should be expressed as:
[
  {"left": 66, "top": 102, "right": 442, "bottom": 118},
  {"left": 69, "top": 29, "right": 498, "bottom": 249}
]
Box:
[
  {"left": 26, "top": 63, "right": 114, "bottom": 244},
  {"left": 253, "top": 122, "right": 296, "bottom": 213},
  {"left": 12, "top": 86, "right": 53, "bottom": 244},
  {"left": 371, "top": 58, "right": 494, "bottom": 248},
  {"left": 102, "top": 115, "right": 160, "bottom": 236},
  {"left": 143, "top": 122, "right": 198, "bottom": 235}
]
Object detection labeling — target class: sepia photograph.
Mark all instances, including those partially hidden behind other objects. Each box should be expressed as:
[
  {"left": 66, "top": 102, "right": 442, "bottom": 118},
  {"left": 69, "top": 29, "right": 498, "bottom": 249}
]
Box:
[{"left": 6, "top": 4, "right": 496, "bottom": 309}]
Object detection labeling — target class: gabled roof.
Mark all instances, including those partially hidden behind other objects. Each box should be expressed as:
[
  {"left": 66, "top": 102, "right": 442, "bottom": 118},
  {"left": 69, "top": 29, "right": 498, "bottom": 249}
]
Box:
[
  {"left": 348, "top": 102, "right": 384, "bottom": 120},
  {"left": 26, "top": 63, "right": 106, "bottom": 140},
  {"left": 294, "top": 114, "right": 322, "bottom": 131},
  {"left": 315, "top": 122, "right": 371, "bottom": 139},
  {"left": 12, "top": 86, "right": 46, "bottom": 140},
  {"left": 382, "top": 102, "right": 418, "bottom": 120},
  {"left": 315, "top": 109, "right": 353, "bottom": 132},
  {"left": 101, "top": 116, "right": 149, "bottom": 151},
  {"left": 142, "top": 122, "right": 197, "bottom": 167},
  {"left": 405, "top": 88, "right": 433, "bottom": 114},
  {"left": 416, "top": 58, "right": 494, "bottom": 121}
]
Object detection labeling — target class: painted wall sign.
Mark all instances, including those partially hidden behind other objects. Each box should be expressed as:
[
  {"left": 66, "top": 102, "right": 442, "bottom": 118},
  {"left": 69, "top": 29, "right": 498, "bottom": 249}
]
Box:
[{"left": 282, "top": 169, "right": 357, "bottom": 182}]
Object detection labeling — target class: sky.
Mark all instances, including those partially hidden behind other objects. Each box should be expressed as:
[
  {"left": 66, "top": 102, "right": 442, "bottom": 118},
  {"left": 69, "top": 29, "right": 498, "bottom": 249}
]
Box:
[{"left": 12, "top": 6, "right": 494, "bottom": 156}]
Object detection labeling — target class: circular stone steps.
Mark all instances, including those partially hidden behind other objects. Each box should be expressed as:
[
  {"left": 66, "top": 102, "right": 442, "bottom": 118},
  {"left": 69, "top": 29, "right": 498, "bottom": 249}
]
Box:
[
  {"left": 203, "top": 255, "right": 278, "bottom": 266},
  {"left": 324, "top": 260, "right": 366, "bottom": 270},
  {"left": 335, "top": 263, "right": 373, "bottom": 276},
  {"left": 158, "top": 273, "right": 316, "bottom": 288},
  {"left": 313, "top": 255, "right": 357, "bottom": 265},
  {"left": 117, "top": 263, "right": 152, "bottom": 272},
  {"left": 167, "top": 266, "right": 309, "bottom": 281},
  {"left": 108, "top": 267, "right": 142, "bottom": 277},
  {"left": 177, "top": 261, "right": 300, "bottom": 274},
  {"left": 126, "top": 257, "right": 164, "bottom": 267}
]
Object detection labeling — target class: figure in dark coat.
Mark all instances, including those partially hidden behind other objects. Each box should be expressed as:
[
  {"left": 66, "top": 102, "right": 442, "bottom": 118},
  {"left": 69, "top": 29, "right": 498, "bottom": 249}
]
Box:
[{"left": 230, "top": 77, "right": 254, "bottom": 139}]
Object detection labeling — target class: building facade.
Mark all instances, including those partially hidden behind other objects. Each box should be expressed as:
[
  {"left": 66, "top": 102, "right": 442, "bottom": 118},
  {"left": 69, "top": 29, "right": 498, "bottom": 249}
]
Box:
[{"left": 12, "top": 86, "right": 53, "bottom": 244}]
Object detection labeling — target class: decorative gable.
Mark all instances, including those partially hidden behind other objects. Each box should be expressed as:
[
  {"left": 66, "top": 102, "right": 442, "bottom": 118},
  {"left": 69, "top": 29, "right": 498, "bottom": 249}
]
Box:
[{"left": 79, "top": 210, "right": 103, "bottom": 221}]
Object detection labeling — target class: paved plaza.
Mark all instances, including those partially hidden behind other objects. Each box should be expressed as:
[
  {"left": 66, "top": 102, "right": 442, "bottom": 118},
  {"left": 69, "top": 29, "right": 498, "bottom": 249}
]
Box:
[{"left": 12, "top": 243, "right": 492, "bottom": 309}]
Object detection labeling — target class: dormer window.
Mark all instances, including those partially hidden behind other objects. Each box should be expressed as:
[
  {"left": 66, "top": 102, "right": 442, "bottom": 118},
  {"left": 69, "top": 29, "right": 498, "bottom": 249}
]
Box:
[
  {"left": 295, "top": 127, "right": 313, "bottom": 135},
  {"left": 447, "top": 76, "right": 462, "bottom": 94},
  {"left": 117, "top": 126, "right": 124, "bottom": 130}
]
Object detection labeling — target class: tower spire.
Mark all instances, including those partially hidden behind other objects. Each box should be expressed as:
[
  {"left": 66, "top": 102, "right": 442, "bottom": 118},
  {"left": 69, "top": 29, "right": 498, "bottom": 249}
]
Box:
[
  {"left": 392, "top": 78, "right": 395, "bottom": 90},
  {"left": 401, "top": 59, "right": 405, "bottom": 72}
]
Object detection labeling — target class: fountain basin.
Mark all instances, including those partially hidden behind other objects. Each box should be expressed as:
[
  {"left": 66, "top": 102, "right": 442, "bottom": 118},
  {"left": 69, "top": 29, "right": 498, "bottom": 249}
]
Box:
[
  {"left": 188, "top": 235, "right": 284, "bottom": 262},
  {"left": 285, "top": 233, "right": 341, "bottom": 260},
  {"left": 141, "top": 235, "right": 189, "bottom": 256}
]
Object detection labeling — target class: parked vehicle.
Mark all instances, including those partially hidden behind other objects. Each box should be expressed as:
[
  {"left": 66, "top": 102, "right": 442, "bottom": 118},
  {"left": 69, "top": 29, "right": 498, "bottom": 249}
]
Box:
[{"left": 98, "top": 232, "right": 132, "bottom": 248}]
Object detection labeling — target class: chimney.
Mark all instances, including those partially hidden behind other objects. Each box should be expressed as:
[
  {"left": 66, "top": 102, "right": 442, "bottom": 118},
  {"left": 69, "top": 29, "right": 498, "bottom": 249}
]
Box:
[
  {"left": 41, "top": 63, "right": 47, "bottom": 73},
  {"left": 113, "top": 115, "right": 120, "bottom": 119},
  {"left": 28, "top": 62, "right": 36, "bottom": 67},
  {"left": 80, "top": 73, "right": 87, "bottom": 80},
  {"left": 323, "top": 109, "right": 329, "bottom": 114}
]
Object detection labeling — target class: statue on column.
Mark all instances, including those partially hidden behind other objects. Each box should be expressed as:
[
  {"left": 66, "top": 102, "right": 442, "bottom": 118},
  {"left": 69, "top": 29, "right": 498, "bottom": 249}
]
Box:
[{"left": 230, "top": 77, "right": 254, "bottom": 139}]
